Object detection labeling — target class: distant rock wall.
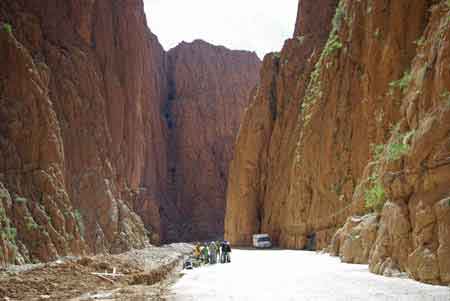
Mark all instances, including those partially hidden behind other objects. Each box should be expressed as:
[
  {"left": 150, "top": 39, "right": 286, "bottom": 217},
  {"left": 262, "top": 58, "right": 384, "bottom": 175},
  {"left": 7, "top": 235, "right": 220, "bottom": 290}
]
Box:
[{"left": 165, "top": 40, "right": 261, "bottom": 241}]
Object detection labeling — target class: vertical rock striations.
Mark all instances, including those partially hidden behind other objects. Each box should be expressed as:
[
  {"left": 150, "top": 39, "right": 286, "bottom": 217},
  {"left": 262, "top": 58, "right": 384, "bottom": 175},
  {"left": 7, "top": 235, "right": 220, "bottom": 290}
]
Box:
[
  {"left": 225, "top": 0, "right": 339, "bottom": 246},
  {"left": 225, "top": 0, "right": 450, "bottom": 285},
  {"left": 0, "top": 24, "right": 87, "bottom": 264},
  {"left": 0, "top": 0, "right": 261, "bottom": 263},
  {"left": 165, "top": 40, "right": 261, "bottom": 241},
  {"left": 0, "top": 0, "right": 166, "bottom": 262}
]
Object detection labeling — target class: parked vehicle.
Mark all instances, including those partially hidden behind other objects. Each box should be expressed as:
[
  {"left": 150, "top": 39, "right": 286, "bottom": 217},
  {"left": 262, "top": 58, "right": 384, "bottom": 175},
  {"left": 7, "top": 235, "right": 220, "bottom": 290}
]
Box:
[
  {"left": 252, "top": 234, "right": 272, "bottom": 248},
  {"left": 184, "top": 258, "right": 194, "bottom": 270}
]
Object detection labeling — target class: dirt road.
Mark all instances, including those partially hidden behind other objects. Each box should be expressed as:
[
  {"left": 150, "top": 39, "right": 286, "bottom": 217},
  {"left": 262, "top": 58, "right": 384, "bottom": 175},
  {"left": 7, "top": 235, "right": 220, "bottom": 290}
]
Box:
[{"left": 167, "top": 249, "right": 450, "bottom": 301}]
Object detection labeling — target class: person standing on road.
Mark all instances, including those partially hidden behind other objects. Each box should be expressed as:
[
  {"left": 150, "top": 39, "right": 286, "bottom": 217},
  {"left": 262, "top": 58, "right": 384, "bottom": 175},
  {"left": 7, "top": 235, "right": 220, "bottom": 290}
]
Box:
[
  {"left": 221, "top": 241, "right": 231, "bottom": 263},
  {"left": 194, "top": 243, "right": 201, "bottom": 260},
  {"left": 209, "top": 242, "right": 217, "bottom": 264},
  {"left": 201, "top": 244, "right": 209, "bottom": 264},
  {"left": 224, "top": 241, "right": 231, "bottom": 263},
  {"left": 215, "top": 241, "right": 221, "bottom": 263},
  {"left": 219, "top": 241, "right": 225, "bottom": 263}
]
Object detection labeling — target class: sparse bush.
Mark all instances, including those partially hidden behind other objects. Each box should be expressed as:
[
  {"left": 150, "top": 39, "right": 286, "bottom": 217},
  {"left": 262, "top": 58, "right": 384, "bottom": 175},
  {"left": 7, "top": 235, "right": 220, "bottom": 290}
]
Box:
[
  {"left": 441, "top": 90, "right": 450, "bottom": 107},
  {"left": 5, "top": 226, "right": 17, "bottom": 241},
  {"left": 25, "top": 216, "right": 39, "bottom": 231},
  {"left": 374, "top": 127, "right": 414, "bottom": 163},
  {"left": 414, "top": 36, "right": 425, "bottom": 47},
  {"left": 14, "top": 196, "right": 27, "bottom": 204},
  {"left": 389, "top": 70, "right": 412, "bottom": 94},
  {"left": 365, "top": 180, "right": 385, "bottom": 212},
  {"left": 2, "top": 23, "right": 12, "bottom": 34},
  {"left": 0, "top": 189, "right": 9, "bottom": 200},
  {"left": 371, "top": 144, "right": 385, "bottom": 161},
  {"left": 0, "top": 207, "right": 6, "bottom": 222},
  {"left": 323, "top": 34, "right": 343, "bottom": 58},
  {"left": 300, "top": 0, "right": 345, "bottom": 123},
  {"left": 365, "top": 126, "right": 415, "bottom": 210},
  {"left": 332, "top": 4, "right": 346, "bottom": 33},
  {"left": 385, "top": 141, "right": 409, "bottom": 161},
  {"left": 384, "top": 126, "right": 414, "bottom": 162},
  {"left": 74, "top": 209, "right": 85, "bottom": 237}
]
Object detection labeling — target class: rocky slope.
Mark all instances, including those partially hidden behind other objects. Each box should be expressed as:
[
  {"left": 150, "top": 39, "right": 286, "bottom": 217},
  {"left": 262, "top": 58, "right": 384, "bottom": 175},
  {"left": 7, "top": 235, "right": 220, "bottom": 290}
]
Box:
[
  {"left": 0, "top": 0, "right": 260, "bottom": 264},
  {"left": 225, "top": 0, "right": 450, "bottom": 285},
  {"left": 165, "top": 40, "right": 260, "bottom": 241}
]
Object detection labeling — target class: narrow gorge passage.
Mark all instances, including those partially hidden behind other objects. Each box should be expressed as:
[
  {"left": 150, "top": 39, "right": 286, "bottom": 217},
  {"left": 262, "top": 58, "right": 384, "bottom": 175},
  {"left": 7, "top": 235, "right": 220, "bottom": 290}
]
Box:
[
  {"left": 1, "top": 0, "right": 450, "bottom": 299},
  {"left": 167, "top": 250, "right": 450, "bottom": 301}
]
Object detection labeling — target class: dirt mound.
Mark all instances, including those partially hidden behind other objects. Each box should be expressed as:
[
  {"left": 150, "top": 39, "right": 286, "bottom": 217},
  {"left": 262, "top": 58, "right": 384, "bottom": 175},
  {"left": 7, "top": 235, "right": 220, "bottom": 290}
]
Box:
[{"left": 0, "top": 244, "right": 193, "bottom": 300}]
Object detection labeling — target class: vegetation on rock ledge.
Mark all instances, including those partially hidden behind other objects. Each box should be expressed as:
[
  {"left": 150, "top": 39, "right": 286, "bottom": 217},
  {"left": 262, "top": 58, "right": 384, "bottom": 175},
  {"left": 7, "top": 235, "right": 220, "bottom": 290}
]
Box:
[{"left": 2, "top": 23, "right": 12, "bottom": 34}]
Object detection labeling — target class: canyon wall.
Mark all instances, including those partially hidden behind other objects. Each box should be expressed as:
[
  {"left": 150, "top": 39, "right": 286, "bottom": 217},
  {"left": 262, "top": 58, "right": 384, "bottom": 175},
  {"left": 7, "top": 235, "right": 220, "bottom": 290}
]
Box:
[
  {"left": 225, "top": 0, "right": 339, "bottom": 247},
  {"left": 165, "top": 40, "right": 260, "bottom": 241},
  {"left": 0, "top": 0, "right": 260, "bottom": 264},
  {"left": 225, "top": 0, "right": 450, "bottom": 285},
  {"left": 0, "top": 0, "right": 168, "bottom": 263}
]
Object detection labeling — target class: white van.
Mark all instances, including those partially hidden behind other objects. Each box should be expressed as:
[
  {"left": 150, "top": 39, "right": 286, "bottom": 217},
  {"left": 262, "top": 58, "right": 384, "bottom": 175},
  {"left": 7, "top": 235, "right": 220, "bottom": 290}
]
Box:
[{"left": 252, "top": 234, "right": 272, "bottom": 248}]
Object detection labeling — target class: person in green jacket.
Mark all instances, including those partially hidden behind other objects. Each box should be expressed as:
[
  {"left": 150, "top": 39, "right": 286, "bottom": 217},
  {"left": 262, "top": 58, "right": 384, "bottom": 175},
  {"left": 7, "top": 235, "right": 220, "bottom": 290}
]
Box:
[{"left": 201, "top": 244, "right": 209, "bottom": 264}]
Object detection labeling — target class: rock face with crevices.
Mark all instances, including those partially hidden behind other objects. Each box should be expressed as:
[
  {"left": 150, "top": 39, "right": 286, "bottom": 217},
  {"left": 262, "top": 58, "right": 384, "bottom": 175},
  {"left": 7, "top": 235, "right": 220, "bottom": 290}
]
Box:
[
  {"left": 225, "top": 0, "right": 340, "bottom": 247},
  {"left": 0, "top": 0, "right": 260, "bottom": 263},
  {"left": 0, "top": 0, "right": 168, "bottom": 263},
  {"left": 164, "top": 40, "right": 261, "bottom": 241},
  {"left": 225, "top": 0, "right": 450, "bottom": 285}
]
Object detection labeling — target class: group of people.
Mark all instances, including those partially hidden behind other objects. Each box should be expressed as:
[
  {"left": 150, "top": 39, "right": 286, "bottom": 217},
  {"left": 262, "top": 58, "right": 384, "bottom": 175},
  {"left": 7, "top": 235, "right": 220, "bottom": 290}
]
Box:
[{"left": 194, "top": 241, "right": 232, "bottom": 264}]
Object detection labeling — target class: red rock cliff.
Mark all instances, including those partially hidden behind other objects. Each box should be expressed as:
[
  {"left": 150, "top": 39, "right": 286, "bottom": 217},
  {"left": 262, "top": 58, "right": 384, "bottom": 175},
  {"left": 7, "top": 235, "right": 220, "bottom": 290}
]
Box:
[
  {"left": 0, "top": 0, "right": 168, "bottom": 263},
  {"left": 0, "top": 0, "right": 261, "bottom": 263},
  {"left": 165, "top": 40, "right": 261, "bottom": 241},
  {"left": 225, "top": 0, "right": 339, "bottom": 246},
  {"left": 225, "top": 0, "right": 450, "bottom": 285}
]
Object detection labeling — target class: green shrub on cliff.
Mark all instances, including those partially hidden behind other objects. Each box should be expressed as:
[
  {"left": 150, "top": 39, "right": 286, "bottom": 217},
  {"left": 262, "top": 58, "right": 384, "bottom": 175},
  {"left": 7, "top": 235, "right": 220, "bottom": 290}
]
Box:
[
  {"left": 74, "top": 209, "right": 85, "bottom": 237},
  {"left": 385, "top": 126, "right": 414, "bottom": 162},
  {"left": 0, "top": 207, "right": 6, "bottom": 222},
  {"left": 0, "top": 206, "right": 16, "bottom": 242},
  {"left": 373, "top": 125, "right": 414, "bottom": 163},
  {"left": 365, "top": 179, "right": 385, "bottom": 212},
  {"left": 364, "top": 126, "right": 415, "bottom": 211},
  {"left": 389, "top": 70, "right": 412, "bottom": 94},
  {"left": 4, "top": 226, "right": 17, "bottom": 242},
  {"left": 14, "top": 196, "right": 27, "bottom": 204},
  {"left": 441, "top": 90, "right": 450, "bottom": 107},
  {"left": 301, "top": 1, "right": 346, "bottom": 123},
  {"left": 25, "top": 216, "right": 39, "bottom": 231},
  {"left": 364, "top": 155, "right": 386, "bottom": 212},
  {"left": 2, "top": 23, "right": 12, "bottom": 34},
  {"left": 332, "top": 4, "right": 345, "bottom": 33},
  {"left": 323, "top": 34, "right": 343, "bottom": 58}
]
